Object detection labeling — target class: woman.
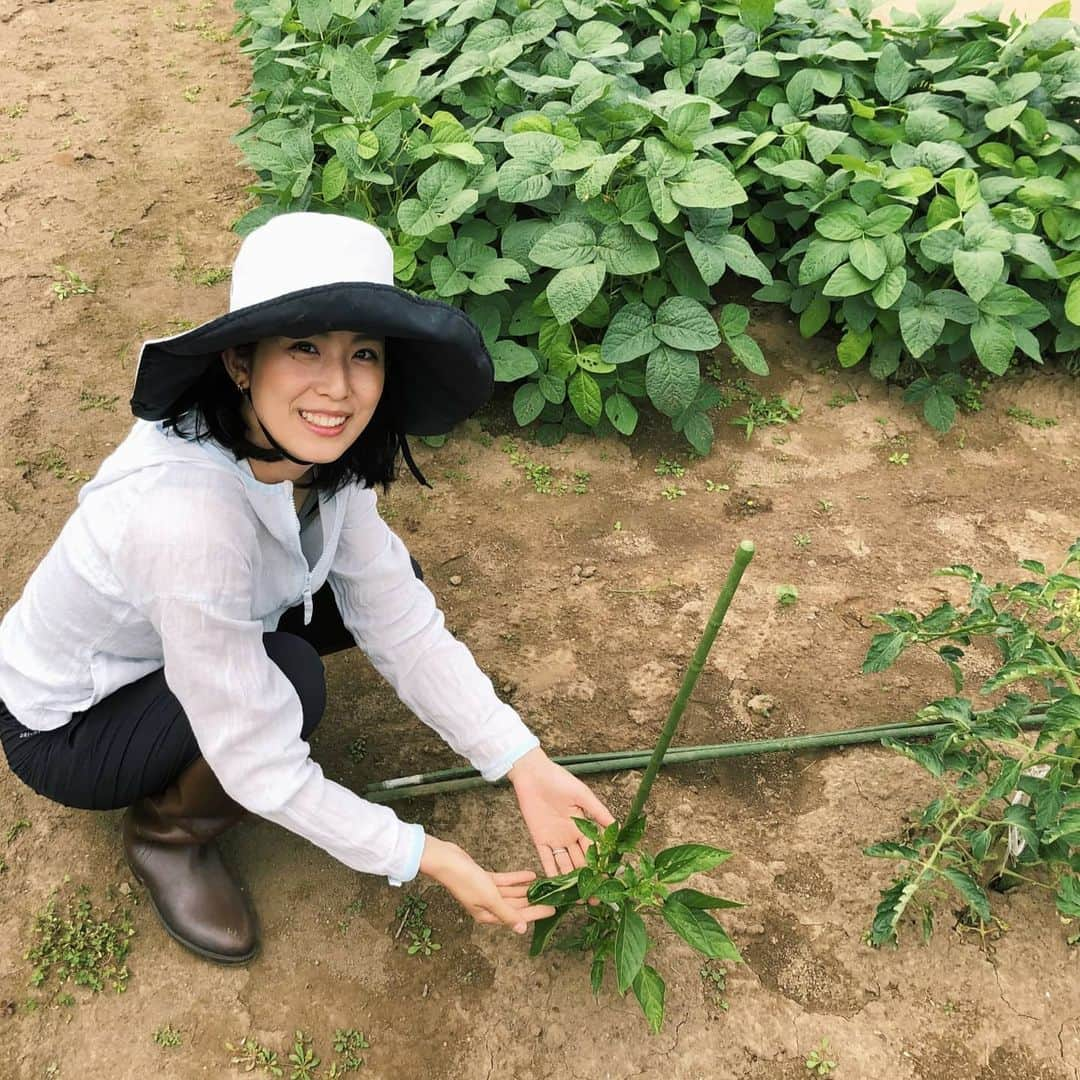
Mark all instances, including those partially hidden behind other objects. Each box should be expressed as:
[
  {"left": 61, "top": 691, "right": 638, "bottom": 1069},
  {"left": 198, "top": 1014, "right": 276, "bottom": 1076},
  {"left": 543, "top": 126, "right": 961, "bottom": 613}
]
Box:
[{"left": 0, "top": 211, "right": 613, "bottom": 964}]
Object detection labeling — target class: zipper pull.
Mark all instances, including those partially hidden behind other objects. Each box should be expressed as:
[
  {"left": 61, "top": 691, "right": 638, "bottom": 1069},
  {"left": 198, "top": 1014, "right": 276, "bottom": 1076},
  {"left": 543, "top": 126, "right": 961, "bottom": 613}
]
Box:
[{"left": 303, "top": 579, "right": 313, "bottom": 626}]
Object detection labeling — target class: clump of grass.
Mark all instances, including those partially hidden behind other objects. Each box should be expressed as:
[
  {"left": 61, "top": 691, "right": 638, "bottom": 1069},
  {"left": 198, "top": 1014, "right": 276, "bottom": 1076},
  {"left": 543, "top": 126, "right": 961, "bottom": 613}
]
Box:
[
  {"left": 26, "top": 882, "right": 135, "bottom": 998},
  {"left": 731, "top": 395, "right": 802, "bottom": 440},
  {"left": 51, "top": 267, "right": 95, "bottom": 300},
  {"left": 153, "top": 1024, "right": 183, "bottom": 1048},
  {"left": 1006, "top": 406, "right": 1057, "bottom": 429}
]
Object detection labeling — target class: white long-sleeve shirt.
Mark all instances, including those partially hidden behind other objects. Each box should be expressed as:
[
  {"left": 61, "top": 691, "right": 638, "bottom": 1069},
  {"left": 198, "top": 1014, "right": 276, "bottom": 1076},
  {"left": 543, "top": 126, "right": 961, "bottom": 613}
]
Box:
[{"left": 0, "top": 418, "right": 538, "bottom": 883}]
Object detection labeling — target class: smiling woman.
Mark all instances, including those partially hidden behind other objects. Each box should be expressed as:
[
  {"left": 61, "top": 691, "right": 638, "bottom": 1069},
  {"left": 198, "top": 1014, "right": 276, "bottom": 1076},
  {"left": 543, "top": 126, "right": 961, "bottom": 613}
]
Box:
[{"left": 0, "top": 211, "right": 613, "bottom": 967}]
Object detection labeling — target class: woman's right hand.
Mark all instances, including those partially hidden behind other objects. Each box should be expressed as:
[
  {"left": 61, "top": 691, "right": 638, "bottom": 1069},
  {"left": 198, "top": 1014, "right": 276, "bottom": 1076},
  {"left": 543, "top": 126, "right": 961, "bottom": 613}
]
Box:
[{"left": 418, "top": 836, "right": 556, "bottom": 934}]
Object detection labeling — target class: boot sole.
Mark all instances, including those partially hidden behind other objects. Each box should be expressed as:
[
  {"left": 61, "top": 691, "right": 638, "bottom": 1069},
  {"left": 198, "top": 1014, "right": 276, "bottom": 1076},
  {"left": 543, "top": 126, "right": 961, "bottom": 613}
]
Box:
[{"left": 127, "top": 862, "right": 260, "bottom": 966}]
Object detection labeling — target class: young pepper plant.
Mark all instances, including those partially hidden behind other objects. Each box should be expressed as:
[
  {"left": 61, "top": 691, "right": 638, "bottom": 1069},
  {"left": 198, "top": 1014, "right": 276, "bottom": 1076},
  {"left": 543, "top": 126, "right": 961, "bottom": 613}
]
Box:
[
  {"left": 527, "top": 541, "right": 754, "bottom": 1032},
  {"left": 861, "top": 539, "right": 1080, "bottom": 946}
]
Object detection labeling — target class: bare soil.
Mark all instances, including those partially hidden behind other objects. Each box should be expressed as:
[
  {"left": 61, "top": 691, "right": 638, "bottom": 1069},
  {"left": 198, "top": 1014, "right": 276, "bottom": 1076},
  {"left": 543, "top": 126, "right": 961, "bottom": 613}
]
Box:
[{"left": 1, "top": 2, "right": 1078, "bottom": 1078}]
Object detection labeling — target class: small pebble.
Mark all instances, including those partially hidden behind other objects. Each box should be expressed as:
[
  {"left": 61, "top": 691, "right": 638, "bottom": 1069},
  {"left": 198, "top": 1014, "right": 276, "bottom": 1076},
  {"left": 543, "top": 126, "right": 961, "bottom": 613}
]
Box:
[
  {"left": 580, "top": 565, "right": 596, "bottom": 578},
  {"left": 118, "top": 882, "right": 131, "bottom": 896},
  {"left": 571, "top": 564, "right": 582, "bottom": 576},
  {"left": 449, "top": 575, "right": 462, "bottom": 586}
]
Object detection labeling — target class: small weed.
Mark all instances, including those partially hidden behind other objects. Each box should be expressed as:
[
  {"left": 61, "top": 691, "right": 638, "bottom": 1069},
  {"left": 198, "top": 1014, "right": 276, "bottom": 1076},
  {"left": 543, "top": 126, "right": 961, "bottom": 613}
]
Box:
[
  {"left": 704, "top": 480, "right": 730, "bottom": 492},
  {"left": 78, "top": 390, "right": 119, "bottom": 412},
  {"left": 26, "top": 882, "right": 135, "bottom": 998},
  {"left": 776, "top": 585, "right": 799, "bottom": 607},
  {"left": 613, "top": 520, "right": 623, "bottom": 531},
  {"left": 17, "top": 449, "right": 90, "bottom": 484},
  {"left": 6, "top": 818, "right": 30, "bottom": 843},
  {"left": 331, "top": 1028, "right": 369, "bottom": 1073},
  {"left": 51, "top": 267, "right": 95, "bottom": 300},
  {"left": 523, "top": 461, "right": 553, "bottom": 493},
  {"left": 56, "top": 993, "right": 75, "bottom": 1008},
  {"left": 0, "top": 146, "right": 20, "bottom": 164},
  {"left": 887, "top": 452, "right": 909, "bottom": 466},
  {"left": 699, "top": 960, "right": 729, "bottom": 1010},
  {"left": 54, "top": 136, "right": 72, "bottom": 151},
  {"left": 182, "top": 85, "right": 202, "bottom": 102},
  {"left": 193, "top": 266, "right": 230, "bottom": 286},
  {"left": 153, "top": 1024, "right": 183, "bottom": 1048},
  {"left": 5, "top": 102, "right": 28, "bottom": 118},
  {"left": 1006, "top": 406, "right": 1057, "bottom": 429},
  {"left": 289, "top": 1030, "right": 320, "bottom": 1079},
  {"left": 572, "top": 470, "right": 590, "bottom": 494},
  {"left": 731, "top": 395, "right": 803, "bottom": 440},
  {"left": 793, "top": 533, "right": 811, "bottom": 549},
  {"left": 805, "top": 1038, "right": 837, "bottom": 1076},
  {"left": 346, "top": 737, "right": 367, "bottom": 764},
  {"left": 477, "top": 432, "right": 493, "bottom": 448},
  {"left": 226, "top": 1036, "right": 283, "bottom": 1076},
  {"left": 661, "top": 486, "right": 686, "bottom": 501},
  {"left": 0, "top": 857, "right": 7, "bottom": 873},
  {"left": 826, "top": 391, "right": 857, "bottom": 408},
  {"left": 344, "top": 897, "right": 364, "bottom": 917},
  {"left": 394, "top": 894, "right": 430, "bottom": 939},
  {"left": 815, "top": 500, "right": 833, "bottom": 515},
  {"left": 407, "top": 927, "right": 441, "bottom": 956},
  {"left": 655, "top": 457, "right": 685, "bottom": 478}
]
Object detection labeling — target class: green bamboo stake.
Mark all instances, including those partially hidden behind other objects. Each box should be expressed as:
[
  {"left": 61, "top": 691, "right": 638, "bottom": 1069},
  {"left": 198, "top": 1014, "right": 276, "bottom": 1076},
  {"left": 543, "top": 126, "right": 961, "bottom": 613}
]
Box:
[
  {"left": 362, "top": 714, "right": 1047, "bottom": 804},
  {"left": 624, "top": 540, "right": 755, "bottom": 824}
]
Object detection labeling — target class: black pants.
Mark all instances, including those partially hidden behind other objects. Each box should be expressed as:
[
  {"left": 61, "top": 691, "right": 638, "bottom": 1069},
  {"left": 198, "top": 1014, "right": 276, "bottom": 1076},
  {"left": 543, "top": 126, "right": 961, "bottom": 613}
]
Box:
[{"left": 0, "top": 570, "right": 418, "bottom": 812}]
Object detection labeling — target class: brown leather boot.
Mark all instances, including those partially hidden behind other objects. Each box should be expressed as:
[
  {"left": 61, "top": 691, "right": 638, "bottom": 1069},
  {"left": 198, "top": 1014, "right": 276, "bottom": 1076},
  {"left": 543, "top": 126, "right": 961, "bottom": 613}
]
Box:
[{"left": 122, "top": 757, "right": 259, "bottom": 964}]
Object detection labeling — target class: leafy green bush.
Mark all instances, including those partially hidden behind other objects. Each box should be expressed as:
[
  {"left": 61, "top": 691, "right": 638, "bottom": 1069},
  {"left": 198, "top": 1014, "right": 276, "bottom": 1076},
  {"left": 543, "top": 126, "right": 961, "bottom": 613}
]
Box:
[{"left": 231, "top": 0, "right": 1080, "bottom": 446}]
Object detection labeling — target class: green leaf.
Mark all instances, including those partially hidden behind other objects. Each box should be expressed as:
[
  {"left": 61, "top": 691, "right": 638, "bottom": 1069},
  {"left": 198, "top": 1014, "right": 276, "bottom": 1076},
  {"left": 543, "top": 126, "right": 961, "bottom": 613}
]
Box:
[
  {"left": 872, "top": 267, "right": 907, "bottom": 309},
  {"left": 923, "top": 386, "right": 956, "bottom": 432},
  {"left": 597, "top": 224, "right": 659, "bottom": 276},
  {"left": 615, "top": 908, "right": 647, "bottom": 994},
  {"left": 970, "top": 315, "right": 1015, "bottom": 375},
  {"left": 953, "top": 248, "right": 1003, "bottom": 303},
  {"left": 874, "top": 43, "right": 911, "bottom": 103},
  {"left": 568, "top": 369, "right": 602, "bottom": 426},
  {"left": 632, "top": 965, "right": 666, "bottom": 1035},
  {"left": 799, "top": 239, "right": 850, "bottom": 285},
  {"left": 512, "top": 382, "right": 545, "bottom": 425},
  {"left": 528, "top": 908, "right": 568, "bottom": 956},
  {"left": 661, "top": 900, "right": 741, "bottom": 960},
  {"left": 849, "top": 237, "right": 886, "bottom": 281},
  {"left": 868, "top": 875, "right": 919, "bottom": 947},
  {"left": 491, "top": 341, "right": 538, "bottom": 382},
  {"left": 529, "top": 223, "right": 598, "bottom": 270},
  {"left": 1056, "top": 875, "right": 1080, "bottom": 919},
  {"left": 740, "top": 0, "right": 775, "bottom": 33},
  {"left": 939, "top": 868, "right": 991, "bottom": 923},
  {"left": 823, "top": 263, "right": 875, "bottom": 298},
  {"left": 604, "top": 392, "right": 639, "bottom": 435},
  {"left": 669, "top": 160, "right": 746, "bottom": 211},
  {"left": 547, "top": 263, "right": 606, "bottom": 325},
  {"left": 800, "top": 294, "right": 831, "bottom": 337},
  {"left": 667, "top": 888, "right": 743, "bottom": 911},
  {"left": 654, "top": 843, "right": 732, "bottom": 883},
  {"left": 899, "top": 306, "right": 945, "bottom": 358},
  {"left": 816, "top": 209, "right": 866, "bottom": 242},
  {"left": 865, "top": 205, "right": 913, "bottom": 237},
  {"left": 298, "top": 0, "right": 333, "bottom": 35},
  {"left": 1065, "top": 278, "right": 1080, "bottom": 326},
  {"left": 837, "top": 327, "right": 872, "bottom": 368},
  {"left": 862, "top": 630, "right": 908, "bottom": 673},
  {"left": 985, "top": 100, "right": 1027, "bottom": 133},
  {"left": 653, "top": 297, "right": 720, "bottom": 351},
  {"left": 330, "top": 44, "right": 376, "bottom": 120},
  {"left": 786, "top": 69, "right": 817, "bottom": 116},
  {"left": 884, "top": 167, "right": 936, "bottom": 198},
  {"left": 602, "top": 303, "right": 656, "bottom": 364},
  {"left": 321, "top": 156, "right": 347, "bottom": 202},
  {"left": 729, "top": 334, "right": 768, "bottom": 375},
  {"left": 646, "top": 346, "right": 699, "bottom": 418}
]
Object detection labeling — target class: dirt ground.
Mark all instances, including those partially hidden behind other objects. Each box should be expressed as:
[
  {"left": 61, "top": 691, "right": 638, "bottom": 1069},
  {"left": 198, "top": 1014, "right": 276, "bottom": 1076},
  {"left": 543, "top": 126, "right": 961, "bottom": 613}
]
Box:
[{"left": 1, "top": 1, "right": 1079, "bottom": 1078}]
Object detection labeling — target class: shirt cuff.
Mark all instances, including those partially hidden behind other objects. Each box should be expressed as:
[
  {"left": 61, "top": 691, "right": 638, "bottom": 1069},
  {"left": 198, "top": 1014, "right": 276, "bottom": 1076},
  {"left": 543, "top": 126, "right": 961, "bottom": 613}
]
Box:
[
  {"left": 387, "top": 822, "right": 426, "bottom": 887},
  {"left": 479, "top": 733, "right": 541, "bottom": 782}
]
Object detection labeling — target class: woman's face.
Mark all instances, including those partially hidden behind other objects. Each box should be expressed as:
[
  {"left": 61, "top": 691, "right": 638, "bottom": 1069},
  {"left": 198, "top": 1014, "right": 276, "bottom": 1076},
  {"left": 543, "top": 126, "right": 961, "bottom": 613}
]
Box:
[{"left": 224, "top": 330, "right": 386, "bottom": 474}]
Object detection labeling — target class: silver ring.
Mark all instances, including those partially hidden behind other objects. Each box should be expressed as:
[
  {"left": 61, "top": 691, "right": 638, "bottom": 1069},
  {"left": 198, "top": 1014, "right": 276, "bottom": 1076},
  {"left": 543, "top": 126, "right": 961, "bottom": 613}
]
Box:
[{"left": 551, "top": 847, "right": 569, "bottom": 856}]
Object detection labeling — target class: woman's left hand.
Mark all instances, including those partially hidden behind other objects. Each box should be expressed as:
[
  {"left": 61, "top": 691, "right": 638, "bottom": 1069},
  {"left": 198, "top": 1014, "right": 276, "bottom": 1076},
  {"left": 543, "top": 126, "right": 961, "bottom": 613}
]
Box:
[{"left": 507, "top": 747, "right": 615, "bottom": 878}]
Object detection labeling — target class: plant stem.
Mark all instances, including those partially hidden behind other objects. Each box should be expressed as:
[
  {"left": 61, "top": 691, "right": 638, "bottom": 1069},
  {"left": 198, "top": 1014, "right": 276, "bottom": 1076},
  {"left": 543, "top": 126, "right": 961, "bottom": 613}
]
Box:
[{"left": 625, "top": 541, "right": 755, "bottom": 825}]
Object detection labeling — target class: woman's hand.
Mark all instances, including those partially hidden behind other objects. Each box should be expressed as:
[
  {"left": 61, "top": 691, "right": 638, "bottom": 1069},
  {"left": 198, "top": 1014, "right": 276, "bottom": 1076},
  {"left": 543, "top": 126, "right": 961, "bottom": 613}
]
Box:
[
  {"left": 418, "top": 836, "right": 555, "bottom": 933},
  {"left": 507, "top": 747, "right": 616, "bottom": 877}
]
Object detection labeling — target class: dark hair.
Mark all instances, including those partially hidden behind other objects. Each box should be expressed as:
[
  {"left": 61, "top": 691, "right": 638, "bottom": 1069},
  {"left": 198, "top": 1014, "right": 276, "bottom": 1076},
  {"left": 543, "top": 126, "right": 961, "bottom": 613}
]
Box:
[{"left": 160, "top": 346, "right": 401, "bottom": 495}]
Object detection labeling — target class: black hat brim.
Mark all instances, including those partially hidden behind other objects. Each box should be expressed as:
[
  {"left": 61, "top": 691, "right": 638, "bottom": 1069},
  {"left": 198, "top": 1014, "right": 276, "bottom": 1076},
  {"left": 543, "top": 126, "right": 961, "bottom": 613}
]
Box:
[{"left": 130, "top": 282, "right": 493, "bottom": 436}]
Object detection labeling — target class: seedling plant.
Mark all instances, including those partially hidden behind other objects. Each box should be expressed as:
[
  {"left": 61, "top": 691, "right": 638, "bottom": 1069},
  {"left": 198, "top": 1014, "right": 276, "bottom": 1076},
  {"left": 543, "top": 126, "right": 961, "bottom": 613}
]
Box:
[
  {"left": 526, "top": 541, "right": 754, "bottom": 1031},
  {"left": 862, "top": 540, "right": 1080, "bottom": 946}
]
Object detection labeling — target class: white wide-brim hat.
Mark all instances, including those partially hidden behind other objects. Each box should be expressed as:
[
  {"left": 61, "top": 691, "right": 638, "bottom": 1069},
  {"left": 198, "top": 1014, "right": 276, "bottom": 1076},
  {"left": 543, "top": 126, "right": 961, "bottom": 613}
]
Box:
[{"left": 130, "top": 212, "right": 493, "bottom": 436}]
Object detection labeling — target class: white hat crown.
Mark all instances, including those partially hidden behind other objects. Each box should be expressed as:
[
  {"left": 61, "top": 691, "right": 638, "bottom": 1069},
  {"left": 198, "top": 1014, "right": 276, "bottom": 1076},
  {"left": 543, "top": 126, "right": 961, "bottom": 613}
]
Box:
[{"left": 229, "top": 212, "right": 394, "bottom": 312}]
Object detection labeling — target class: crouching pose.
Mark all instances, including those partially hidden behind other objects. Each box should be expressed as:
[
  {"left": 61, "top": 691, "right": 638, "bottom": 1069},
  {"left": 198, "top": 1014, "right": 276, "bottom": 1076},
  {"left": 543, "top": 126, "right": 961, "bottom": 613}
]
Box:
[{"left": 0, "top": 212, "right": 612, "bottom": 962}]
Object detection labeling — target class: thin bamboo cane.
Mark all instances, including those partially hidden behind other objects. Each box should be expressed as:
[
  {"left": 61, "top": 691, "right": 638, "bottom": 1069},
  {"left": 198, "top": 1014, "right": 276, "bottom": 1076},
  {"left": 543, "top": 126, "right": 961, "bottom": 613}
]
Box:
[{"left": 362, "top": 715, "right": 1047, "bottom": 804}]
